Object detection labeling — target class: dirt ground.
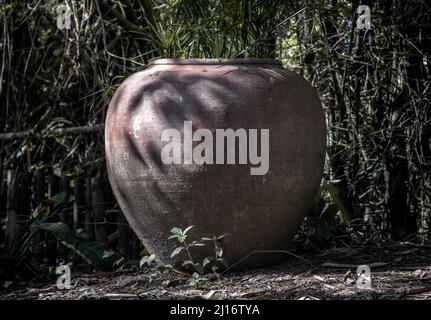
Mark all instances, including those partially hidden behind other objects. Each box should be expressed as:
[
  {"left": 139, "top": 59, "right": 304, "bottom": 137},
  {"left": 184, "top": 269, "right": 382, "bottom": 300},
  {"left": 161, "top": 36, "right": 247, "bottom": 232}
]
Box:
[{"left": 2, "top": 243, "right": 431, "bottom": 300}]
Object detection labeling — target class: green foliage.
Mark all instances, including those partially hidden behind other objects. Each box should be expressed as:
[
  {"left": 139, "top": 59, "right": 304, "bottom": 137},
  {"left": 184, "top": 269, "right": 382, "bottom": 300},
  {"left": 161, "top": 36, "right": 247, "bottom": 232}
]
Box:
[
  {"left": 305, "top": 182, "right": 352, "bottom": 247},
  {"left": 152, "top": 0, "right": 293, "bottom": 58},
  {"left": 168, "top": 225, "right": 195, "bottom": 243},
  {"left": 148, "top": 263, "right": 173, "bottom": 283},
  {"left": 139, "top": 254, "right": 156, "bottom": 268},
  {"left": 33, "top": 222, "right": 124, "bottom": 271},
  {"left": 16, "top": 192, "right": 71, "bottom": 258},
  {"left": 138, "top": 250, "right": 173, "bottom": 283},
  {"left": 7, "top": 191, "right": 123, "bottom": 273},
  {"left": 324, "top": 183, "right": 351, "bottom": 228},
  {"left": 188, "top": 272, "right": 208, "bottom": 286},
  {"left": 137, "top": 226, "right": 228, "bottom": 286},
  {"left": 168, "top": 226, "right": 228, "bottom": 276}
]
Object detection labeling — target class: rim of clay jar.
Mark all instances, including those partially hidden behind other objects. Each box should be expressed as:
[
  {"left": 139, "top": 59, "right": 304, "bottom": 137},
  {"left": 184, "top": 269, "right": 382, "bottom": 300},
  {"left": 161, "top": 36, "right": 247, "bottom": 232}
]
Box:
[{"left": 148, "top": 58, "right": 282, "bottom": 66}]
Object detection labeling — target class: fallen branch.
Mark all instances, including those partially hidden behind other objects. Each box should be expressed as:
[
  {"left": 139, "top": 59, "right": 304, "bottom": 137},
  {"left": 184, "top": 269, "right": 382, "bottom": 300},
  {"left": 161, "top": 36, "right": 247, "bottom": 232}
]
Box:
[
  {"left": 402, "top": 286, "right": 431, "bottom": 298},
  {"left": 321, "top": 262, "right": 388, "bottom": 268},
  {"left": 0, "top": 124, "right": 104, "bottom": 141},
  {"left": 105, "top": 293, "right": 140, "bottom": 299}
]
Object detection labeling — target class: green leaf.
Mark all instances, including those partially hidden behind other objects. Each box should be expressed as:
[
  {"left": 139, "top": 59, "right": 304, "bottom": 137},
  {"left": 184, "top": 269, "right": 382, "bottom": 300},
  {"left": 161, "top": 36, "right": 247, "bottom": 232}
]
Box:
[
  {"left": 16, "top": 145, "right": 27, "bottom": 159},
  {"left": 53, "top": 166, "right": 62, "bottom": 177},
  {"left": 170, "top": 227, "right": 183, "bottom": 236},
  {"left": 140, "top": 254, "right": 156, "bottom": 268},
  {"left": 169, "top": 227, "right": 188, "bottom": 241},
  {"left": 170, "top": 247, "right": 184, "bottom": 258},
  {"left": 324, "top": 183, "right": 351, "bottom": 227},
  {"left": 216, "top": 234, "right": 228, "bottom": 241},
  {"left": 188, "top": 272, "right": 207, "bottom": 286},
  {"left": 34, "top": 222, "right": 123, "bottom": 270},
  {"left": 190, "top": 240, "right": 205, "bottom": 247},
  {"left": 215, "top": 246, "right": 223, "bottom": 258},
  {"left": 203, "top": 256, "right": 213, "bottom": 267},
  {"left": 160, "top": 264, "right": 173, "bottom": 271},
  {"left": 183, "top": 225, "right": 194, "bottom": 235},
  {"left": 19, "top": 193, "right": 71, "bottom": 258},
  {"left": 182, "top": 260, "right": 194, "bottom": 267}
]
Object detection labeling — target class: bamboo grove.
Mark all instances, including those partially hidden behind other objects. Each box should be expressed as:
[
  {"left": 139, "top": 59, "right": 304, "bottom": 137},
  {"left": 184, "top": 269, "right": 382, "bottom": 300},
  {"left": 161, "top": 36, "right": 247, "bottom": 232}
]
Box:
[{"left": 0, "top": 0, "right": 430, "bottom": 255}]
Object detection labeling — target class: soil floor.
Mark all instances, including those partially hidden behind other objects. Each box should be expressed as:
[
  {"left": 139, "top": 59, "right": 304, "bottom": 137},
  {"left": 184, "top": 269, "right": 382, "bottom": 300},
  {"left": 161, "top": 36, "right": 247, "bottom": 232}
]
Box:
[{"left": 2, "top": 243, "right": 431, "bottom": 300}]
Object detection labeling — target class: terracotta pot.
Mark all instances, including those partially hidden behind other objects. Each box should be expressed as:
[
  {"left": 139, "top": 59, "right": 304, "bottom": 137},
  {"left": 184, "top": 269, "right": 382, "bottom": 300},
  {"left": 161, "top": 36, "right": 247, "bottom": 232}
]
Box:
[{"left": 105, "top": 58, "right": 326, "bottom": 268}]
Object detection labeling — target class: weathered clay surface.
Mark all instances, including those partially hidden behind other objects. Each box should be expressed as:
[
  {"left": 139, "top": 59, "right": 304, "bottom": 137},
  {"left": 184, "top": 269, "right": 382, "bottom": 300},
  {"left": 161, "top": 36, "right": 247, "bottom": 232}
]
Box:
[{"left": 105, "top": 58, "right": 326, "bottom": 268}]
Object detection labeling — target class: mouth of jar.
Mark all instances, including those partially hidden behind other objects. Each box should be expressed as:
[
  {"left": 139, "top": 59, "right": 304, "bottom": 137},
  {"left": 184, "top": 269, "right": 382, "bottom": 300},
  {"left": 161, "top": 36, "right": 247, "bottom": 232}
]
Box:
[{"left": 148, "top": 58, "right": 282, "bottom": 66}]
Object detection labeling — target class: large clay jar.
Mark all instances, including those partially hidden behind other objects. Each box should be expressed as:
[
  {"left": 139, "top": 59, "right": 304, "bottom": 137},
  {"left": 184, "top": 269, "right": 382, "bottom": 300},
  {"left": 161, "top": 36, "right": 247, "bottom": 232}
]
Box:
[{"left": 105, "top": 59, "right": 326, "bottom": 268}]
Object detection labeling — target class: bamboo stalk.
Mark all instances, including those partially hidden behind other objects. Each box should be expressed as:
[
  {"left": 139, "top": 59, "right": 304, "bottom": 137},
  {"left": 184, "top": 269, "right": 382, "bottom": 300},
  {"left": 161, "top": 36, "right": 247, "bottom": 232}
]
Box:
[
  {"left": 6, "top": 169, "right": 18, "bottom": 251},
  {"left": 72, "top": 176, "right": 85, "bottom": 267},
  {"left": 92, "top": 176, "right": 107, "bottom": 243},
  {"left": 118, "top": 211, "right": 129, "bottom": 256},
  {"left": 73, "top": 176, "right": 85, "bottom": 230},
  {"left": 47, "top": 174, "right": 60, "bottom": 264},
  {"left": 60, "top": 175, "right": 72, "bottom": 225},
  {"left": 59, "top": 175, "right": 72, "bottom": 260},
  {"left": 84, "top": 177, "right": 94, "bottom": 237},
  {"left": 32, "top": 169, "right": 45, "bottom": 266}
]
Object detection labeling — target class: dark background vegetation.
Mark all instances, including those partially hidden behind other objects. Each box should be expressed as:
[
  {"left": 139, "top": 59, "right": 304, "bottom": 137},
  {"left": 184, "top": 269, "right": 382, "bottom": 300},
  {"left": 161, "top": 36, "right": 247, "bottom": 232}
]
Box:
[{"left": 0, "top": 0, "right": 430, "bottom": 287}]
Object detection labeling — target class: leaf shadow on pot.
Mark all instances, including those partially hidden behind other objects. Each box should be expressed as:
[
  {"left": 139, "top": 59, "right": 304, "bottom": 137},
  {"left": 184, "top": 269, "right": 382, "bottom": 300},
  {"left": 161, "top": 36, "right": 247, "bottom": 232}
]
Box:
[{"left": 106, "top": 64, "right": 303, "bottom": 268}]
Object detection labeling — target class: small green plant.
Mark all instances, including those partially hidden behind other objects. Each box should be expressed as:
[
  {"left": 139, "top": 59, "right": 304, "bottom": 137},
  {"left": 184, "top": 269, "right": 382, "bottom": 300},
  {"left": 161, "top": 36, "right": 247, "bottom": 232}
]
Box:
[
  {"left": 169, "top": 226, "right": 206, "bottom": 273},
  {"left": 169, "top": 226, "right": 229, "bottom": 283},
  {"left": 137, "top": 226, "right": 228, "bottom": 286},
  {"left": 188, "top": 272, "right": 208, "bottom": 287},
  {"left": 148, "top": 263, "right": 173, "bottom": 283},
  {"left": 200, "top": 234, "right": 229, "bottom": 274},
  {"left": 305, "top": 182, "right": 352, "bottom": 248},
  {"left": 139, "top": 253, "right": 173, "bottom": 283}
]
